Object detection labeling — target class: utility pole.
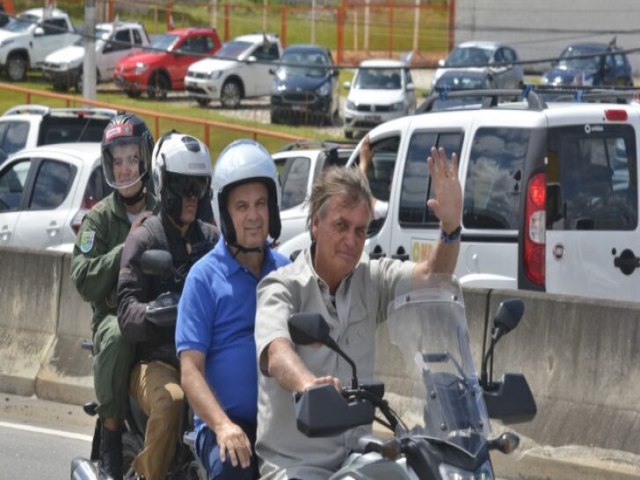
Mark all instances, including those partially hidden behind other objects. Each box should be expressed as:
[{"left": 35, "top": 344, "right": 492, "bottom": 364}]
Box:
[{"left": 83, "top": 0, "right": 97, "bottom": 101}]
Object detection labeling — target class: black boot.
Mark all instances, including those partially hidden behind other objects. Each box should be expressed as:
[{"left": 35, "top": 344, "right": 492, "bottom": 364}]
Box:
[{"left": 99, "top": 425, "right": 123, "bottom": 480}]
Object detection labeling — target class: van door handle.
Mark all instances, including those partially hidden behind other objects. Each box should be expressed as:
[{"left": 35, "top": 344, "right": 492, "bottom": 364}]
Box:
[
  {"left": 614, "top": 249, "right": 640, "bottom": 275},
  {"left": 370, "top": 245, "right": 385, "bottom": 260},
  {"left": 47, "top": 221, "right": 60, "bottom": 238},
  {"left": 0, "top": 225, "right": 10, "bottom": 242},
  {"left": 391, "top": 246, "right": 409, "bottom": 262}
]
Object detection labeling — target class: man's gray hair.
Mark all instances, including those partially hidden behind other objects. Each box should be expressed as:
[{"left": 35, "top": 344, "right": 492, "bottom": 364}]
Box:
[{"left": 306, "top": 166, "right": 373, "bottom": 237}]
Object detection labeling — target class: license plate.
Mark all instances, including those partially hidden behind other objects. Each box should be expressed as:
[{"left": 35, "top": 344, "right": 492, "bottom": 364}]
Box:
[
  {"left": 364, "top": 115, "right": 381, "bottom": 122},
  {"left": 291, "top": 105, "right": 303, "bottom": 111}
]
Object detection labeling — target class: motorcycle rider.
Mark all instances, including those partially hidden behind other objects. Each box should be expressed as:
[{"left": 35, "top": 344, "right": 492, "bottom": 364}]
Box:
[
  {"left": 71, "top": 113, "right": 157, "bottom": 480},
  {"left": 176, "top": 140, "right": 290, "bottom": 479},
  {"left": 117, "top": 132, "right": 219, "bottom": 480},
  {"left": 254, "top": 147, "right": 463, "bottom": 479}
]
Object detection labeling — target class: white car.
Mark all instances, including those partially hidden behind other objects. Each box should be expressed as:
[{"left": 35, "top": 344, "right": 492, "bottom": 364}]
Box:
[
  {"left": 42, "top": 21, "right": 149, "bottom": 92},
  {"left": 431, "top": 41, "right": 524, "bottom": 91},
  {"left": 343, "top": 58, "right": 416, "bottom": 139},
  {"left": 185, "top": 33, "right": 282, "bottom": 108},
  {"left": 0, "top": 143, "right": 112, "bottom": 251},
  {"left": 273, "top": 141, "right": 353, "bottom": 245},
  {"left": 0, "top": 104, "right": 116, "bottom": 160},
  {"left": 280, "top": 89, "right": 640, "bottom": 302},
  {"left": 0, "top": 7, "right": 78, "bottom": 81}
]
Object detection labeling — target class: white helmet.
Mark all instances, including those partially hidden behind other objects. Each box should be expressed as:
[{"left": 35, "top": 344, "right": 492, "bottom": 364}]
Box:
[
  {"left": 151, "top": 132, "right": 212, "bottom": 223},
  {"left": 212, "top": 139, "right": 281, "bottom": 244}
]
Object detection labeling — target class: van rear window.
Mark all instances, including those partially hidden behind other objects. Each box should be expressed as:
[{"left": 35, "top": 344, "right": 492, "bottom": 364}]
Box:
[
  {"left": 463, "top": 127, "right": 529, "bottom": 230},
  {"left": 547, "top": 124, "right": 637, "bottom": 231}
]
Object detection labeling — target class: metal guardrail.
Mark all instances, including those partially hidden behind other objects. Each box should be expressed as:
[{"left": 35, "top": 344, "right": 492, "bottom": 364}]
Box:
[{"left": 0, "top": 82, "right": 306, "bottom": 150}]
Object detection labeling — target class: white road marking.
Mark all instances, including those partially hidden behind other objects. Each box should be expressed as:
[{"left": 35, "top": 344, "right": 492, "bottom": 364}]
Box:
[{"left": 0, "top": 421, "right": 92, "bottom": 442}]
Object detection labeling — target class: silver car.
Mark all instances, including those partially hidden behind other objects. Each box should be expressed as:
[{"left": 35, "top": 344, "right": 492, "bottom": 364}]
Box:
[
  {"left": 431, "top": 41, "right": 524, "bottom": 91},
  {"left": 0, "top": 143, "right": 111, "bottom": 251}
]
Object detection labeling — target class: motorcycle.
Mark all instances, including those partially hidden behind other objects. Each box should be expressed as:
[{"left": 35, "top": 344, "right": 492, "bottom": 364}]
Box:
[
  {"left": 288, "top": 274, "right": 536, "bottom": 479},
  {"left": 71, "top": 249, "right": 206, "bottom": 480}
]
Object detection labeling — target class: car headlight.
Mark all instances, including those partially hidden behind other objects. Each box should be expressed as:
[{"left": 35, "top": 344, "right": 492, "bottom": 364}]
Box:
[
  {"left": 346, "top": 99, "right": 356, "bottom": 110},
  {"left": 540, "top": 76, "right": 549, "bottom": 85},
  {"left": 390, "top": 101, "right": 405, "bottom": 111},
  {"left": 438, "top": 460, "right": 493, "bottom": 479},
  {"left": 208, "top": 70, "right": 222, "bottom": 80},
  {"left": 134, "top": 62, "right": 149, "bottom": 75},
  {"left": 316, "top": 82, "right": 330, "bottom": 96},
  {"left": 0, "top": 38, "right": 14, "bottom": 49}
]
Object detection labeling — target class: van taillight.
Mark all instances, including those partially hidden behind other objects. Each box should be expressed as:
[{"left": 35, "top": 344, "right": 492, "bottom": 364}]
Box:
[
  {"left": 524, "top": 173, "right": 546, "bottom": 286},
  {"left": 605, "top": 109, "right": 628, "bottom": 121}
]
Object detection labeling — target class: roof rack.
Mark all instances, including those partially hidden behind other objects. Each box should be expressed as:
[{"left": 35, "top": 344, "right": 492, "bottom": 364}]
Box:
[
  {"left": 417, "top": 88, "right": 546, "bottom": 114},
  {"left": 3, "top": 104, "right": 51, "bottom": 116},
  {"left": 533, "top": 85, "right": 639, "bottom": 104},
  {"left": 277, "top": 140, "right": 343, "bottom": 153},
  {"left": 2, "top": 105, "right": 118, "bottom": 118}
]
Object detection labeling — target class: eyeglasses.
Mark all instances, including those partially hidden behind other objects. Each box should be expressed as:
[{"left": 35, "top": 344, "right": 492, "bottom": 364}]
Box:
[{"left": 167, "top": 174, "right": 209, "bottom": 199}]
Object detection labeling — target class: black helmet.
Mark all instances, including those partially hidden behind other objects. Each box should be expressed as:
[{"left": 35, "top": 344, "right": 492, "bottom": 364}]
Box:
[{"left": 101, "top": 113, "right": 154, "bottom": 190}]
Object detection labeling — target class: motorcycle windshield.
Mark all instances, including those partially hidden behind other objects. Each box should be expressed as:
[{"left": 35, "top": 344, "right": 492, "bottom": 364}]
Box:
[{"left": 386, "top": 274, "right": 490, "bottom": 457}]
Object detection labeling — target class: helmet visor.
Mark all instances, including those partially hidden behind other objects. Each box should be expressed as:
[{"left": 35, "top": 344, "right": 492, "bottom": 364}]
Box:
[
  {"left": 167, "top": 173, "right": 210, "bottom": 200},
  {"left": 103, "top": 137, "right": 148, "bottom": 189}
]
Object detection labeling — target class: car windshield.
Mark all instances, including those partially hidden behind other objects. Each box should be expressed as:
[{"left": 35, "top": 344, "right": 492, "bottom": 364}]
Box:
[
  {"left": 436, "top": 73, "right": 488, "bottom": 90},
  {"left": 215, "top": 40, "right": 253, "bottom": 59},
  {"left": 354, "top": 67, "right": 402, "bottom": 90},
  {"left": 558, "top": 46, "right": 603, "bottom": 70},
  {"left": 149, "top": 33, "right": 179, "bottom": 52},
  {"left": 4, "top": 14, "right": 37, "bottom": 32},
  {"left": 445, "top": 47, "right": 492, "bottom": 67},
  {"left": 279, "top": 50, "right": 328, "bottom": 78}
]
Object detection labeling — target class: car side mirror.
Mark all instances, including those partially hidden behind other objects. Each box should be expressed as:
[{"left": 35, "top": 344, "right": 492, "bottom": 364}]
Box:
[
  {"left": 437, "top": 58, "right": 445, "bottom": 67},
  {"left": 247, "top": 55, "right": 257, "bottom": 63},
  {"left": 332, "top": 69, "right": 339, "bottom": 78},
  {"left": 406, "top": 82, "right": 415, "bottom": 91},
  {"left": 34, "top": 26, "right": 44, "bottom": 37},
  {"left": 343, "top": 81, "right": 351, "bottom": 89}
]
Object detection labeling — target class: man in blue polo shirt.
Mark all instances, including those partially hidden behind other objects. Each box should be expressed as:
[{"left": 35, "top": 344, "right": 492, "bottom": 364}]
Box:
[{"left": 176, "top": 140, "right": 289, "bottom": 480}]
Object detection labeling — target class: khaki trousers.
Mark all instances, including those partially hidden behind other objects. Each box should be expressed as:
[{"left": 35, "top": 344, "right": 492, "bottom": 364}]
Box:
[{"left": 129, "top": 361, "right": 183, "bottom": 480}]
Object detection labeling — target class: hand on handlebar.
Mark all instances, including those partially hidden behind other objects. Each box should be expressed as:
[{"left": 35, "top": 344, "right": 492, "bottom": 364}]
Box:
[{"left": 307, "top": 375, "right": 341, "bottom": 392}]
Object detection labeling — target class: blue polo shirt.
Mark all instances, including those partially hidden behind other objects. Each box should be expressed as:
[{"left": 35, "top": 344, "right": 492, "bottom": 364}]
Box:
[{"left": 176, "top": 237, "right": 289, "bottom": 434}]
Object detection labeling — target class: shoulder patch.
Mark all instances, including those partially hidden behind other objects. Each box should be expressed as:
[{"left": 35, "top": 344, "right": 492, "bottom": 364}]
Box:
[{"left": 79, "top": 231, "right": 96, "bottom": 253}]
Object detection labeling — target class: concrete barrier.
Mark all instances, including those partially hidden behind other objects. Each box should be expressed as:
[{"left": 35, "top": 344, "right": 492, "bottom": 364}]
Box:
[
  {"left": 0, "top": 247, "right": 93, "bottom": 404},
  {"left": 3, "top": 247, "right": 640, "bottom": 476}
]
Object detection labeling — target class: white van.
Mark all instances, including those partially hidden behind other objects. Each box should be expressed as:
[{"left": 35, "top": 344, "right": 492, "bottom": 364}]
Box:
[{"left": 278, "top": 89, "right": 640, "bottom": 302}]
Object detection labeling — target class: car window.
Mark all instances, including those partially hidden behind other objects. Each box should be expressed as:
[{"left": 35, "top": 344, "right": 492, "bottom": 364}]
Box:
[
  {"left": 0, "top": 159, "right": 31, "bottom": 212},
  {"left": 42, "top": 18, "right": 68, "bottom": 35},
  {"left": 29, "top": 159, "right": 75, "bottom": 210},
  {"left": 503, "top": 48, "right": 517, "bottom": 63},
  {"left": 180, "top": 35, "right": 210, "bottom": 54},
  {"left": 463, "top": 128, "right": 528, "bottom": 230},
  {"left": 133, "top": 28, "right": 143, "bottom": 45},
  {"left": 83, "top": 165, "right": 112, "bottom": 209},
  {"left": 0, "top": 121, "right": 29, "bottom": 156},
  {"left": 613, "top": 53, "right": 627, "bottom": 67},
  {"left": 253, "top": 42, "right": 280, "bottom": 61},
  {"left": 399, "top": 132, "right": 463, "bottom": 226},
  {"left": 547, "top": 124, "right": 637, "bottom": 231},
  {"left": 111, "top": 28, "right": 132, "bottom": 51},
  {"left": 355, "top": 68, "right": 402, "bottom": 90},
  {"left": 404, "top": 69, "right": 413, "bottom": 86},
  {"left": 280, "top": 156, "right": 310, "bottom": 210}
]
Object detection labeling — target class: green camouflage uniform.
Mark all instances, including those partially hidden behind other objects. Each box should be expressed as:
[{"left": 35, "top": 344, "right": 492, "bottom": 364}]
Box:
[{"left": 71, "top": 191, "right": 157, "bottom": 419}]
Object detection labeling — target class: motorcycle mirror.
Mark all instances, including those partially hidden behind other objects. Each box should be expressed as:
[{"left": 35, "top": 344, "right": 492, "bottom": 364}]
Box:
[
  {"left": 487, "top": 431, "right": 520, "bottom": 454},
  {"left": 492, "top": 299, "right": 524, "bottom": 340},
  {"left": 141, "top": 249, "right": 174, "bottom": 278},
  {"left": 288, "top": 313, "right": 332, "bottom": 345},
  {"left": 288, "top": 313, "right": 360, "bottom": 389}
]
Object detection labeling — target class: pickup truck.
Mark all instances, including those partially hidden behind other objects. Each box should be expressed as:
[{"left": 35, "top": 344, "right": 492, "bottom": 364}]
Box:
[
  {"left": 0, "top": 7, "right": 78, "bottom": 81},
  {"left": 42, "top": 21, "right": 150, "bottom": 92}
]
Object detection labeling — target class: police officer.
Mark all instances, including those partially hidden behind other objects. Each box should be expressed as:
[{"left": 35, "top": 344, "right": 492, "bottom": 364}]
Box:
[
  {"left": 117, "top": 133, "right": 219, "bottom": 480},
  {"left": 71, "top": 113, "right": 157, "bottom": 480}
]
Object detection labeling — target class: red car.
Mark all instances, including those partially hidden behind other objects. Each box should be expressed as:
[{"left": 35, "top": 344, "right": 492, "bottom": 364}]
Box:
[{"left": 114, "top": 27, "right": 221, "bottom": 99}]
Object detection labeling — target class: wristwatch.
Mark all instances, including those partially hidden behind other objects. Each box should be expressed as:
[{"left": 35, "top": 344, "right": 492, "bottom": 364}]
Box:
[{"left": 440, "top": 225, "right": 462, "bottom": 244}]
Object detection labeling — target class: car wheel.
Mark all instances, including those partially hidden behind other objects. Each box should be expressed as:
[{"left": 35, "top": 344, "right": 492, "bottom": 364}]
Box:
[
  {"left": 196, "top": 98, "right": 210, "bottom": 107},
  {"left": 147, "top": 72, "right": 169, "bottom": 100},
  {"left": 125, "top": 89, "right": 142, "bottom": 99},
  {"left": 6, "top": 53, "right": 27, "bottom": 82},
  {"left": 220, "top": 80, "right": 242, "bottom": 108}
]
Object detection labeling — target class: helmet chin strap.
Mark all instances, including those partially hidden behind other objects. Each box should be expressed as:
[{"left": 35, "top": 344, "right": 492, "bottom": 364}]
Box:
[
  {"left": 227, "top": 239, "right": 265, "bottom": 258},
  {"left": 118, "top": 184, "right": 145, "bottom": 206}
]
